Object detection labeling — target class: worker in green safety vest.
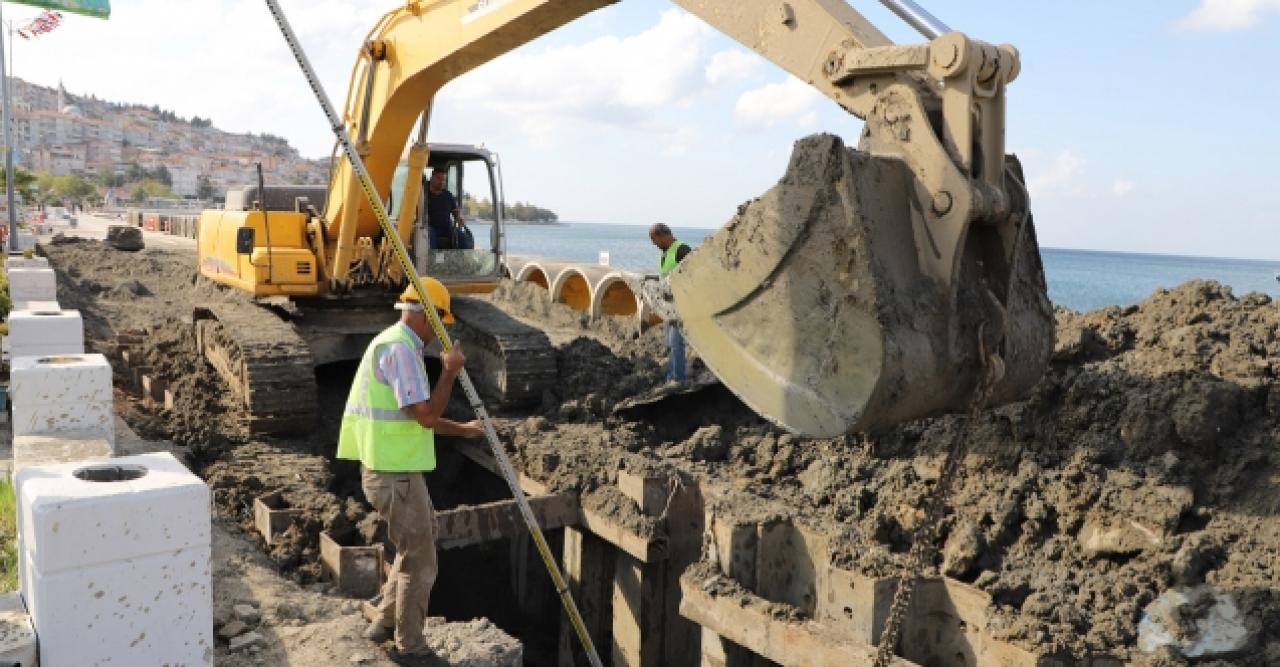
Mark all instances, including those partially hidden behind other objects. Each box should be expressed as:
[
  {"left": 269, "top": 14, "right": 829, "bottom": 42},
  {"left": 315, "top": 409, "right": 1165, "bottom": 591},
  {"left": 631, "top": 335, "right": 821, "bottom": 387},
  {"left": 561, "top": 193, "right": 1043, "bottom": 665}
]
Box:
[
  {"left": 338, "top": 277, "right": 484, "bottom": 658},
  {"left": 649, "top": 223, "right": 692, "bottom": 384}
]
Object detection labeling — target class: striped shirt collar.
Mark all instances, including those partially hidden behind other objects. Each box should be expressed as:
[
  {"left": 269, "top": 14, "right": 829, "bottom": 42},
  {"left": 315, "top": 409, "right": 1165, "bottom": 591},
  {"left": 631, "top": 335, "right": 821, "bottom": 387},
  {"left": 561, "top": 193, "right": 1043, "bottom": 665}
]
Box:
[{"left": 397, "top": 322, "right": 425, "bottom": 352}]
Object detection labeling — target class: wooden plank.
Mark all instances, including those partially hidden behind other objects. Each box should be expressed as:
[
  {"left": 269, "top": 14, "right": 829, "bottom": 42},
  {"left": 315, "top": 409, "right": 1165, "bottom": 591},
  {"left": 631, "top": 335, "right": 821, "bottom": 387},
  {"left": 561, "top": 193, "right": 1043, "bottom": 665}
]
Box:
[
  {"left": 436, "top": 492, "right": 579, "bottom": 550},
  {"left": 678, "top": 573, "right": 918, "bottom": 667},
  {"left": 617, "top": 469, "right": 668, "bottom": 516},
  {"left": 612, "top": 554, "right": 665, "bottom": 667},
  {"left": 558, "top": 527, "right": 615, "bottom": 667},
  {"left": 453, "top": 439, "right": 550, "bottom": 495},
  {"left": 578, "top": 506, "right": 668, "bottom": 563}
]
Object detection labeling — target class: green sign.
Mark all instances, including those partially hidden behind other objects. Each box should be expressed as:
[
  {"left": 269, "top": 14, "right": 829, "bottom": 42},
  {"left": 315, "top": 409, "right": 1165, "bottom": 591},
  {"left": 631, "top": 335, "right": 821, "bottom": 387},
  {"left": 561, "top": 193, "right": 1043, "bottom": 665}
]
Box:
[{"left": 10, "top": 0, "right": 110, "bottom": 19}]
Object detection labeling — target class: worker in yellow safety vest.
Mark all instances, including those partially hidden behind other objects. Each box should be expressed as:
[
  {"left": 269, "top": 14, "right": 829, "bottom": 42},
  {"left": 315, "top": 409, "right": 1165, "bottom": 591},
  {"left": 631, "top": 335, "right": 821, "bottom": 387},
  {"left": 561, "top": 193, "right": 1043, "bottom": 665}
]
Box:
[
  {"left": 337, "top": 278, "right": 484, "bottom": 658},
  {"left": 649, "top": 222, "right": 691, "bottom": 384}
]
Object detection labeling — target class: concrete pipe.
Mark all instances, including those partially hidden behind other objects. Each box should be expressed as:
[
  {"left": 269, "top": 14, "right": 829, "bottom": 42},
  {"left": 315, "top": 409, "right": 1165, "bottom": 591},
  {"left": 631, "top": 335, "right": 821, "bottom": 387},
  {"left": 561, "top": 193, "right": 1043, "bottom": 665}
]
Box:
[
  {"left": 546, "top": 265, "right": 593, "bottom": 312},
  {"left": 590, "top": 271, "right": 642, "bottom": 320},
  {"left": 515, "top": 262, "right": 550, "bottom": 290}
]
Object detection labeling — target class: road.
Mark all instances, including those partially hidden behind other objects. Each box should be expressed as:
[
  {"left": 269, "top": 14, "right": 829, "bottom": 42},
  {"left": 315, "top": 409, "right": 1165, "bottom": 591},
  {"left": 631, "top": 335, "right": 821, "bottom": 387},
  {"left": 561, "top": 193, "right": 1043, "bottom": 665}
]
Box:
[{"left": 35, "top": 212, "right": 197, "bottom": 252}]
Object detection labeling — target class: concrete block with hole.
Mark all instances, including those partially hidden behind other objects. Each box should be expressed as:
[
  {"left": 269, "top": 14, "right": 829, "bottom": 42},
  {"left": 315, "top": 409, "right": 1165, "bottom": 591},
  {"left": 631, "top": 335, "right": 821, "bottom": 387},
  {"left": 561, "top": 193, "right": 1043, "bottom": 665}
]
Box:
[
  {"left": 6, "top": 267, "right": 56, "bottom": 303},
  {"left": 7, "top": 309, "right": 84, "bottom": 358},
  {"left": 10, "top": 354, "right": 114, "bottom": 442},
  {"left": 14, "top": 452, "right": 213, "bottom": 666}
]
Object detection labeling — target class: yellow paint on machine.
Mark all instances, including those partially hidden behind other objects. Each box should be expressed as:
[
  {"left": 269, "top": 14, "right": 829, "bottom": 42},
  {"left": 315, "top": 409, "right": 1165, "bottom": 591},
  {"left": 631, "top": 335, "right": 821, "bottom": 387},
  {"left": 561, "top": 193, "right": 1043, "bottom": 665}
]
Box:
[{"left": 197, "top": 209, "right": 320, "bottom": 296}]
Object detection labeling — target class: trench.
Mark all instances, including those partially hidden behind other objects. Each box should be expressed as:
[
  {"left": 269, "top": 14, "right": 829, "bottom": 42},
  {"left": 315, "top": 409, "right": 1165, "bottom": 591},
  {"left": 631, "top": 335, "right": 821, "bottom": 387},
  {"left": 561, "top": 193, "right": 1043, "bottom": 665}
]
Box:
[{"left": 310, "top": 361, "right": 565, "bottom": 664}]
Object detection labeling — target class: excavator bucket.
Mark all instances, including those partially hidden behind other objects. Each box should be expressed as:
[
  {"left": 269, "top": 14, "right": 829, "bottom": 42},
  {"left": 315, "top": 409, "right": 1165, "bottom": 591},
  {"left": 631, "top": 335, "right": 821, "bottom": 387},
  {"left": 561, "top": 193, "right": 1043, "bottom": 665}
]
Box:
[{"left": 671, "top": 134, "right": 1053, "bottom": 437}]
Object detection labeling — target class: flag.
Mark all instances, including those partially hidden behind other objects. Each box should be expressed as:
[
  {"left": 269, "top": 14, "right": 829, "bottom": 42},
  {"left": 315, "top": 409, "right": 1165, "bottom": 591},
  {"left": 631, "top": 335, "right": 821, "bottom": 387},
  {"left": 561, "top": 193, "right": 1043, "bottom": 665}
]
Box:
[
  {"left": 20, "top": 10, "right": 64, "bottom": 38},
  {"left": 8, "top": 0, "right": 109, "bottom": 20}
]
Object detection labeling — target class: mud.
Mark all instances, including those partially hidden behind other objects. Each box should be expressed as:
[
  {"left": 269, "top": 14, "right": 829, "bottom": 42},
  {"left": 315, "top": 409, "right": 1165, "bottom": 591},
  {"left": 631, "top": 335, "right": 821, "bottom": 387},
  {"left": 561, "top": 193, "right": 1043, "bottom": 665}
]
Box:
[{"left": 39, "top": 231, "right": 1280, "bottom": 664}]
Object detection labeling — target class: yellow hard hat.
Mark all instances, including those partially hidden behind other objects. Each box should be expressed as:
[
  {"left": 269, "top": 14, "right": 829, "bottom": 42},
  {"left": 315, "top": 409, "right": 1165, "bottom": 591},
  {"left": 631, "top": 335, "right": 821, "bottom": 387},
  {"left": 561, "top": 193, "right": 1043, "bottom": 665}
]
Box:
[{"left": 398, "top": 277, "right": 455, "bottom": 324}]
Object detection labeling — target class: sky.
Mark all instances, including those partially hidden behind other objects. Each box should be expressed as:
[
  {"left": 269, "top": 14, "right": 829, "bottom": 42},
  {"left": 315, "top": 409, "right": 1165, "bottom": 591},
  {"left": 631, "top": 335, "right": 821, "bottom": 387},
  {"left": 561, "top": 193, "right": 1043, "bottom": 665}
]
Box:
[{"left": 2, "top": 0, "right": 1278, "bottom": 259}]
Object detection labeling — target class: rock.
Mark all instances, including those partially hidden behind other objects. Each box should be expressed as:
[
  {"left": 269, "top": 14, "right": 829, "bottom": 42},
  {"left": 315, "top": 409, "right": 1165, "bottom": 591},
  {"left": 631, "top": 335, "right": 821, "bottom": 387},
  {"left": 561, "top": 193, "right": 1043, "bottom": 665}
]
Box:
[
  {"left": 687, "top": 425, "right": 726, "bottom": 462},
  {"left": 228, "top": 631, "right": 265, "bottom": 652},
  {"left": 1137, "top": 586, "right": 1254, "bottom": 659},
  {"left": 942, "top": 521, "right": 984, "bottom": 579},
  {"left": 106, "top": 225, "right": 144, "bottom": 251},
  {"left": 1078, "top": 517, "right": 1164, "bottom": 558},
  {"left": 233, "top": 603, "right": 261, "bottom": 624},
  {"left": 217, "top": 619, "right": 249, "bottom": 640},
  {"left": 275, "top": 601, "right": 307, "bottom": 621},
  {"left": 1170, "top": 534, "right": 1225, "bottom": 585}
]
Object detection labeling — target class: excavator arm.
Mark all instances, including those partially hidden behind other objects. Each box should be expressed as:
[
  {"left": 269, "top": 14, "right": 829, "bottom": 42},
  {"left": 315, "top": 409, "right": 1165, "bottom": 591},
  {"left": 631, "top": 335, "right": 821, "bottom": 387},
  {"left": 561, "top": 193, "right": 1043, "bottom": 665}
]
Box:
[
  {"left": 327, "top": 0, "right": 1018, "bottom": 290},
  {"left": 318, "top": 0, "right": 1051, "bottom": 437}
]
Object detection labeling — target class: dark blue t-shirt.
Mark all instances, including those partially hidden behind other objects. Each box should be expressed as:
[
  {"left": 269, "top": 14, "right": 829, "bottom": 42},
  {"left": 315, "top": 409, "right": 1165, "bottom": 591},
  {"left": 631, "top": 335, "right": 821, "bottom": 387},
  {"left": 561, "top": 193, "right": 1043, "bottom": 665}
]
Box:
[{"left": 425, "top": 188, "right": 457, "bottom": 236}]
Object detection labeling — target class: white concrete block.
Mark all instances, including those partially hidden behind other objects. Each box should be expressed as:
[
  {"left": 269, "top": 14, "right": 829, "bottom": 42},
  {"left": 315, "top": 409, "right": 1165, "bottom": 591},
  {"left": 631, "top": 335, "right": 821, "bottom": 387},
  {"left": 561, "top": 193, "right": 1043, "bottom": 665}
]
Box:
[
  {"left": 13, "top": 431, "right": 114, "bottom": 477},
  {"left": 15, "top": 452, "right": 212, "bottom": 666},
  {"left": 12, "top": 399, "right": 113, "bottom": 443},
  {"left": 7, "top": 267, "right": 56, "bottom": 302},
  {"left": 13, "top": 232, "right": 36, "bottom": 251},
  {"left": 12, "top": 299, "right": 60, "bottom": 313},
  {"left": 0, "top": 593, "right": 37, "bottom": 667},
  {"left": 11, "top": 353, "right": 112, "bottom": 406},
  {"left": 5, "top": 255, "right": 48, "bottom": 269},
  {"left": 8, "top": 310, "right": 84, "bottom": 357}
]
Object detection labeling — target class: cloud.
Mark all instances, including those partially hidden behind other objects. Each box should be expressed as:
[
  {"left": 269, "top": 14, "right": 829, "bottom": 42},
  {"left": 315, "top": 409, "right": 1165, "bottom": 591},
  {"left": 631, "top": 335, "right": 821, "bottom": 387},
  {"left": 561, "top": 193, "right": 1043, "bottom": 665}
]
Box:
[
  {"left": 1111, "top": 179, "right": 1136, "bottom": 197},
  {"left": 705, "top": 49, "right": 760, "bottom": 85},
  {"left": 733, "top": 77, "right": 822, "bottom": 129},
  {"left": 443, "top": 10, "right": 713, "bottom": 139},
  {"left": 1027, "top": 150, "right": 1086, "bottom": 199},
  {"left": 1177, "top": 0, "right": 1280, "bottom": 30},
  {"left": 661, "top": 127, "right": 698, "bottom": 157}
]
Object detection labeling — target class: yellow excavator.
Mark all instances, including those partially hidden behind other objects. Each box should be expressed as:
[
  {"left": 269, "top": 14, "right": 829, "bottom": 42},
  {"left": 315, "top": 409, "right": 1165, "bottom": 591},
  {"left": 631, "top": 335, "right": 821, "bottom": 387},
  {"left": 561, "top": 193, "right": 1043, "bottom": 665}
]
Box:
[{"left": 196, "top": 0, "right": 1052, "bottom": 437}]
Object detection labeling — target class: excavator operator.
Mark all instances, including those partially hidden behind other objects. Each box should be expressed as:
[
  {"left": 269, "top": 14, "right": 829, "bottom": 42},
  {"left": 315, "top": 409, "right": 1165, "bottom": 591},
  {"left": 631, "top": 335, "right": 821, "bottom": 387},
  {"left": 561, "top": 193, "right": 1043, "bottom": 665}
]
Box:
[
  {"left": 425, "top": 168, "right": 466, "bottom": 249},
  {"left": 337, "top": 278, "right": 483, "bottom": 657}
]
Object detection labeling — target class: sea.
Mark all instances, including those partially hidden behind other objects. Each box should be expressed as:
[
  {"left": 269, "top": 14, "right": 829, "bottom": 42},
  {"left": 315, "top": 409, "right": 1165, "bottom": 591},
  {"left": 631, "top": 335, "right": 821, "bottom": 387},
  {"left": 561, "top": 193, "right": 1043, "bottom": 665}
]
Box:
[{"left": 469, "top": 221, "right": 1280, "bottom": 313}]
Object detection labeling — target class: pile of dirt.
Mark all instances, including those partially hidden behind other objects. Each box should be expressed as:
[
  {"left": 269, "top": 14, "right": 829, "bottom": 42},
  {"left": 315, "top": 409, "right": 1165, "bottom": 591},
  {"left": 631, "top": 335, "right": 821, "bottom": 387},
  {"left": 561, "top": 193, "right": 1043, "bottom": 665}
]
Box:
[
  {"left": 506, "top": 280, "right": 1280, "bottom": 663},
  {"left": 38, "top": 234, "right": 1280, "bottom": 663}
]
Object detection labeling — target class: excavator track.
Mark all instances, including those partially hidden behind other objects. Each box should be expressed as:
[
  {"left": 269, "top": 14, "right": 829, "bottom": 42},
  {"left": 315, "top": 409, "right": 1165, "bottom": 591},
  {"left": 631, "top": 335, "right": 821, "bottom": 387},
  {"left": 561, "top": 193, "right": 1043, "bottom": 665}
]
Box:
[
  {"left": 194, "top": 301, "right": 317, "bottom": 435},
  {"left": 449, "top": 296, "right": 556, "bottom": 409}
]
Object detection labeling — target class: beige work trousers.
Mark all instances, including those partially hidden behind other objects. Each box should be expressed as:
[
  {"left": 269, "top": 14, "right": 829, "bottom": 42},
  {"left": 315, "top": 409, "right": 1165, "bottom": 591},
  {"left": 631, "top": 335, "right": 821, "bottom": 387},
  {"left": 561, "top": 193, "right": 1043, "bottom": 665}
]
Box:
[{"left": 361, "top": 467, "right": 439, "bottom": 652}]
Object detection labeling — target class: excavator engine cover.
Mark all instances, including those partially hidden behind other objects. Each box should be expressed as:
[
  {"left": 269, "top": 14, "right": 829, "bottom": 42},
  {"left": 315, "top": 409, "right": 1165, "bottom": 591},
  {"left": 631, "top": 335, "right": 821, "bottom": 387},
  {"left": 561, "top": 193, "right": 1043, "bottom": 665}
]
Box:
[{"left": 672, "top": 134, "right": 1053, "bottom": 437}]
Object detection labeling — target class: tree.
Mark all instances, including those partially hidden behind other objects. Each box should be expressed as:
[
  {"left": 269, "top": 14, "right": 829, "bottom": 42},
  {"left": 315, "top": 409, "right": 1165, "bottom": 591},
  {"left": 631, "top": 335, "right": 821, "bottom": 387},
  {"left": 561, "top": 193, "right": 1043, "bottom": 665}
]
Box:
[
  {"left": 0, "top": 167, "right": 38, "bottom": 203},
  {"left": 51, "top": 173, "right": 97, "bottom": 205},
  {"left": 125, "top": 162, "right": 146, "bottom": 183},
  {"left": 196, "top": 174, "right": 216, "bottom": 200},
  {"left": 94, "top": 169, "right": 123, "bottom": 189},
  {"left": 151, "top": 165, "right": 172, "bottom": 187}
]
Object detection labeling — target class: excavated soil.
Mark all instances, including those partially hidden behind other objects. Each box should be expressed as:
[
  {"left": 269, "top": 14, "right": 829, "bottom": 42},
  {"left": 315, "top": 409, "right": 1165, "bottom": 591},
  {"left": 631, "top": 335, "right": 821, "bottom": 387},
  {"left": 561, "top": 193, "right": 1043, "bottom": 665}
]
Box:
[{"left": 38, "top": 234, "right": 1280, "bottom": 664}]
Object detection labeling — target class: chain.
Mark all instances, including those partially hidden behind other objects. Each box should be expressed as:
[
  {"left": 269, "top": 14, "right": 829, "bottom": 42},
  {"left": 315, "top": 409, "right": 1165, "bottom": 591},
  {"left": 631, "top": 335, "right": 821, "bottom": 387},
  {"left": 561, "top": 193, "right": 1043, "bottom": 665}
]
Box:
[{"left": 872, "top": 327, "right": 1003, "bottom": 666}]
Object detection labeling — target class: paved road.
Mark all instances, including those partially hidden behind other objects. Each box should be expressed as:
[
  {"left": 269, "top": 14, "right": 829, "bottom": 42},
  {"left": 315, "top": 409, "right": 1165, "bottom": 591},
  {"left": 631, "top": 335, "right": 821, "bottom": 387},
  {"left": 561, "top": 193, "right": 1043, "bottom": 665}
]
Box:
[{"left": 35, "top": 212, "right": 197, "bottom": 252}]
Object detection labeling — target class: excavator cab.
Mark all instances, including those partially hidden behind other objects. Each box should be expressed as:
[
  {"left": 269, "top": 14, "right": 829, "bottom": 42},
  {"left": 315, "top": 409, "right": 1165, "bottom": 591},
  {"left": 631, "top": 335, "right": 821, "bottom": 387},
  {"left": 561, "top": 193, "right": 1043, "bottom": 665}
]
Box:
[{"left": 389, "top": 143, "right": 506, "bottom": 294}]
